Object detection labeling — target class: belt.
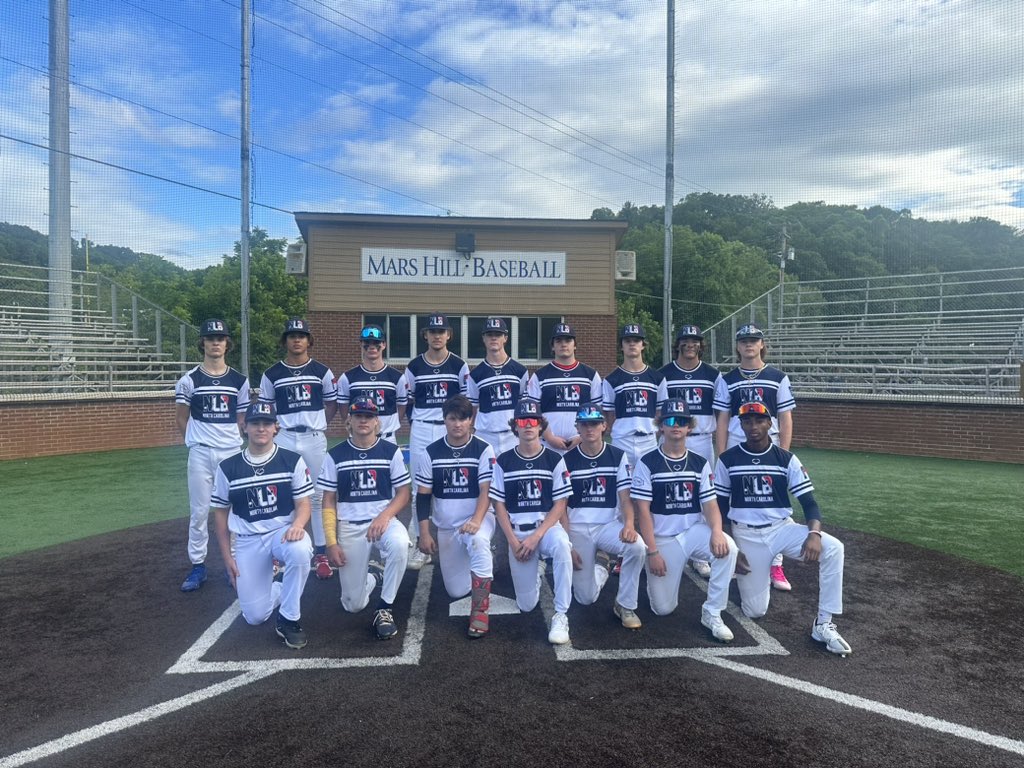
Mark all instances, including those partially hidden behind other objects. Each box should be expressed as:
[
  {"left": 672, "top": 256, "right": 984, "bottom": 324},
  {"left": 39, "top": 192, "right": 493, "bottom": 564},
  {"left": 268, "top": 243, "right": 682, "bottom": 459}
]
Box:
[
  {"left": 343, "top": 519, "right": 373, "bottom": 525},
  {"left": 285, "top": 426, "right": 316, "bottom": 433},
  {"left": 380, "top": 431, "right": 395, "bottom": 439},
  {"left": 690, "top": 432, "right": 711, "bottom": 436},
  {"left": 416, "top": 419, "right": 445, "bottom": 425},
  {"left": 733, "top": 521, "right": 774, "bottom": 529},
  {"left": 632, "top": 431, "right": 654, "bottom": 436},
  {"left": 511, "top": 522, "right": 538, "bottom": 532}
]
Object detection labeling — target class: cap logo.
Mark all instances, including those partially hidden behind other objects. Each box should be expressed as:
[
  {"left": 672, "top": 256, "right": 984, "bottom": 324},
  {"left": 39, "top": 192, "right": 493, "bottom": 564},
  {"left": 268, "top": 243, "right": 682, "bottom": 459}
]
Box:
[
  {"left": 625, "top": 324, "right": 640, "bottom": 335},
  {"left": 209, "top": 321, "right": 224, "bottom": 332},
  {"left": 486, "top": 318, "right": 503, "bottom": 330},
  {"left": 431, "top": 315, "right": 444, "bottom": 325}
]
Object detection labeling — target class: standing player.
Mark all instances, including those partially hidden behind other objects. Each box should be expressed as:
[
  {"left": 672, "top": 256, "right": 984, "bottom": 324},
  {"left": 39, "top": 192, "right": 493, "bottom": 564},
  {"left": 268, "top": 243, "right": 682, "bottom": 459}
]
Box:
[
  {"left": 526, "top": 322, "right": 602, "bottom": 454},
  {"left": 259, "top": 318, "right": 337, "bottom": 581},
  {"left": 602, "top": 323, "right": 662, "bottom": 468},
  {"left": 715, "top": 402, "right": 851, "bottom": 656},
  {"left": 631, "top": 398, "right": 738, "bottom": 642},
  {"left": 414, "top": 395, "right": 496, "bottom": 638},
  {"left": 714, "top": 323, "right": 795, "bottom": 591},
  {"left": 465, "top": 316, "right": 528, "bottom": 456},
  {"left": 402, "top": 313, "right": 469, "bottom": 569},
  {"left": 658, "top": 324, "right": 724, "bottom": 579},
  {"left": 175, "top": 318, "right": 250, "bottom": 593},
  {"left": 337, "top": 324, "right": 408, "bottom": 444},
  {"left": 211, "top": 402, "right": 314, "bottom": 649},
  {"left": 490, "top": 400, "right": 575, "bottom": 645},
  {"left": 319, "top": 397, "right": 412, "bottom": 640},
  {"left": 561, "top": 405, "right": 647, "bottom": 630}
]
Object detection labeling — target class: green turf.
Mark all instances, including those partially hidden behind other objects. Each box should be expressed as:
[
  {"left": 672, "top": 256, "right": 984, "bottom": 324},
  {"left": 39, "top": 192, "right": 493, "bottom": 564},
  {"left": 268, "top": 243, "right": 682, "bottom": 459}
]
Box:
[{"left": 1, "top": 445, "right": 1021, "bottom": 579}]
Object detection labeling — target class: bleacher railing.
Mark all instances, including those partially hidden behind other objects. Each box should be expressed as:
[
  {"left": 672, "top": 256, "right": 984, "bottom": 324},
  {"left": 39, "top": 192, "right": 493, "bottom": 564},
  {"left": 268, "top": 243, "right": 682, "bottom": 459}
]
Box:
[{"left": 700, "top": 266, "right": 1024, "bottom": 400}]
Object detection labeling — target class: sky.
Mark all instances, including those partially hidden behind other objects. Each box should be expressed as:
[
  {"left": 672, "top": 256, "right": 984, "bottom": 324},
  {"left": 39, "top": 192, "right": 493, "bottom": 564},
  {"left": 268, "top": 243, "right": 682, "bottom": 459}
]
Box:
[{"left": 1, "top": 0, "right": 1022, "bottom": 269}]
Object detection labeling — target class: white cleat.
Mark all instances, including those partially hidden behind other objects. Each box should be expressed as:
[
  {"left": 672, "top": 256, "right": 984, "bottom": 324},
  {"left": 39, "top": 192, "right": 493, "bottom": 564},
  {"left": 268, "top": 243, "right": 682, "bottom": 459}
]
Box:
[
  {"left": 812, "top": 620, "right": 852, "bottom": 656},
  {"left": 407, "top": 546, "right": 431, "bottom": 571},
  {"left": 548, "top": 611, "right": 570, "bottom": 645},
  {"left": 701, "top": 608, "right": 734, "bottom": 643},
  {"left": 691, "top": 559, "right": 712, "bottom": 579}
]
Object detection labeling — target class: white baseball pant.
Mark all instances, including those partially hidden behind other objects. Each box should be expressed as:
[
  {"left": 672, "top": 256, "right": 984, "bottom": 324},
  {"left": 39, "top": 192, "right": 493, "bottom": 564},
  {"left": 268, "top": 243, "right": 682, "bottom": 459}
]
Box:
[
  {"left": 187, "top": 444, "right": 240, "bottom": 564},
  {"left": 334, "top": 518, "right": 410, "bottom": 613},
  {"left": 233, "top": 527, "right": 313, "bottom": 624},
  {"left": 434, "top": 513, "right": 496, "bottom": 598},
  {"left": 646, "top": 522, "right": 737, "bottom": 618},
  {"left": 568, "top": 521, "right": 646, "bottom": 610},
  {"left": 507, "top": 523, "right": 573, "bottom": 615},
  {"left": 275, "top": 429, "right": 327, "bottom": 547}
]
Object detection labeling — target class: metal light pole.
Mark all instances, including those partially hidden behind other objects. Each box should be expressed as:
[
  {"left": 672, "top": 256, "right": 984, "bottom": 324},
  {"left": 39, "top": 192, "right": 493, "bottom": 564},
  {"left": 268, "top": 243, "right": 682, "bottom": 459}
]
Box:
[
  {"left": 48, "top": 0, "right": 72, "bottom": 328},
  {"left": 239, "top": 0, "right": 252, "bottom": 381},
  {"left": 663, "top": 0, "right": 675, "bottom": 364}
]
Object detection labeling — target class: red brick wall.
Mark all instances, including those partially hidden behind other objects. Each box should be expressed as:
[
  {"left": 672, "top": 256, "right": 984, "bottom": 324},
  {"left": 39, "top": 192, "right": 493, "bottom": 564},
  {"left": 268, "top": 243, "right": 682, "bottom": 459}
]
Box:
[
  {"left": 0, "top": 396, "right": 181, "bottom": 460},
  {"left": 793, "top": 398, "right": 1024, "bottom": 464}
]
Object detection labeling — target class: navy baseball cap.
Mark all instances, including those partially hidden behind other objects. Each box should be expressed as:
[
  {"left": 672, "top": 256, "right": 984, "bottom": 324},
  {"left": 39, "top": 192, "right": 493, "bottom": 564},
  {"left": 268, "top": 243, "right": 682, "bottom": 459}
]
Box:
[
  {"left": 282, "top": 317, "right": 312, "bottom": 339},
  {"left": 422, "top": 313, "right": 450, "bottom": 331},
  {"left": 659, "top": 398, "right": 690, "bottom": 419},
  {"left": 676, "top": 324, "right": 704, "bottom": 340},
  {"left": 550, "top": 322, "right": 575, "bottom": 340},
  {"left": 620, "top": 323, "right": 645, "bottom": 340},
  {"left": 200, "top": 318, "right": 230, "bottom": 337},
  {"left": 738, "top": 402, "right": 771, "bottom": 419},
  {"left": 575, "top": 405, "right": 605, "bottom": 423},
  {"left": 349, "top": 395, "right": 379, "bottom": 416},
  {"left": 736, "top": 324, "right": 765, "bottom": 340},
  {"left": 514, "top": 400, "right": 541, "bottom": 419},
  {"left": 483, "top": 317, "right": 509, "bottom": 335},
  {"left": 245, "top": 402, "right": 277, "bottom": 423},
  {"left": 360, "top": 324, "right": 385, "bottom": 342}
]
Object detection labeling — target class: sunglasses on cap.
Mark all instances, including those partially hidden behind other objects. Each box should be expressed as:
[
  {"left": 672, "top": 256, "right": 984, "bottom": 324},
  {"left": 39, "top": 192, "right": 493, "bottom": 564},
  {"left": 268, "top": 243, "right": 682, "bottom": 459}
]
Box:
[
  {"left": 662, "top": 416, "right": 688, "bottom": 427},
  {"left": 361, "top": 327, "right": 384, "bottom": 340},
  {"left": 515, "top": 418, "right": 540, "bottom": 428}
]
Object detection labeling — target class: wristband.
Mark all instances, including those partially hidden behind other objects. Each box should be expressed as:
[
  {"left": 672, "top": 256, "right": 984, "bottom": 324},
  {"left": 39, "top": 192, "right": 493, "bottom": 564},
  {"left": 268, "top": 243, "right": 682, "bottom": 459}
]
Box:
[
  {"left": 646, "top": 550, "right": 660, "bottom": 558},
  {"left": 807, "top": 530, "right": 822, "bottom": 537},
  {"left": 322, "top": 507, "right": 338, "bottom": 546}
]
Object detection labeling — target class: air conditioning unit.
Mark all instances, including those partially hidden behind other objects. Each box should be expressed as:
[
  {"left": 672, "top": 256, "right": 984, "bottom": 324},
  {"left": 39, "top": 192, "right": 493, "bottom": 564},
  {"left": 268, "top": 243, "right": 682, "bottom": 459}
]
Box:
[
  {"left": 614, "top": 250, "right": 637, "bottom": 281},
  {"left": 285, "top": 241, "right": 307, "bottom": 275}
]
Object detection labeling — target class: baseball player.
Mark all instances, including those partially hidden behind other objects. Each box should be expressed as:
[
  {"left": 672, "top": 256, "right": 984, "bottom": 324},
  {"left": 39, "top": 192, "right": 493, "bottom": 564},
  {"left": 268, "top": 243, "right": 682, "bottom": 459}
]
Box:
[
  {"left": 259, "top": 318, "right": 338, "bottom": 581},
  {"left": 631, "top": 398, "right": 739, "bottom": 642},
  {"left": 561, "top": 405, "right": 646, "bottom": 630},
  {"left": 337, "top": 324, "right": 409, "bottom": 444},
  {"left": 175, "top": 318, "right": 250, "bottom": 593},
  {"left": 465, "top": 316, "right": 528, "bottom": 456},
  {"left": 489, "top": 400, "right": 574, "bottom": 645},
  {"left": 318, "top": 396, "right": 412, "bottom": 640},
  {"left": 657, "top": 324, "right": 725, "bottom": 579},
  {"left": 402, "top": 313, "right": 470, "bottom": 570},
  {"left": 526, "top": 322, "right": 602, "bottom": 454},
  {"left": 714, "top": 402, "right": 851, "bottom": 656},
  {"left": 714, "top": 323, "right": 795, "bottom": 591},
  {"left": 602, "top": 323, "right": 662, "bottom": 468},
  {"left": 210, "top": 402, "right": 314, "bottom": 649},
  {"left": 414, "top": 395, "right": 497, "bottom": 638}
]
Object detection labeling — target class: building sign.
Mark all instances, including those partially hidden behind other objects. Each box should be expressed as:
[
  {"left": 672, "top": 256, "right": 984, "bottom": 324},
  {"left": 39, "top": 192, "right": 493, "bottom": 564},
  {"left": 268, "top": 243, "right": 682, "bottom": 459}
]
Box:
[{"left": 361, "top": 248, "right": 566, "bottom": 286}]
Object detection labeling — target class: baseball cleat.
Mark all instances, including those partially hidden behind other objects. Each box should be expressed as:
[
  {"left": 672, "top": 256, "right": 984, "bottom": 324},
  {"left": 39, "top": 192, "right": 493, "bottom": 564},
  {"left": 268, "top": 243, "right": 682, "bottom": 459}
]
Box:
[
  {"left": 275, "top": 616, "right": 307, "bottom": 649},
  {"left": 691, "top": 559, "right": 712, "bottom": 579},
  {"left": 701, "top": 608, "right": 735, "bottom": 642},
  {"left": 180, "top": 564, "right": 207, "bottom": 592},
  {"left": 373, "top": 608, "right": 399, "bottom": 640},
  {"left": 770, "top": 564, "right": 792, "bottom": 591},
  {"left": 812, "top": 620, "right": 852, "bottom": 656},
  {"left": 468, "top": 575, "right": 491, "bottom": 639},
  {"left": 312, "top": 554, "right": 333, "bottom": 580},
  {"left": 595, "top": 549, "right": 615, "bottom": 576},
  {"left": 406, "top": 546, "right": 431, "bottom": 571},
  {"left": 548, "top": 611, "right": 570, "bottom": 645},
  {"left": 613, "top": 602, "right": 642, "bottom": 630}
]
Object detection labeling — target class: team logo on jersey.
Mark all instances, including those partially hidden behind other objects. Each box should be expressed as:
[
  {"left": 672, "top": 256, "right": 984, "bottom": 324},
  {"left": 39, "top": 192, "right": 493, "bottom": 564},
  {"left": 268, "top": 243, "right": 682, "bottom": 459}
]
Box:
[
  {"left": 493, "top": 382, "right": 513, "bottom": 401},
  {"left": 203, "top": 394, "right": 232, "bottom": 415},
  {"left": 349, "top": 468, "right": 380, "bottom": 499},
  {"left": 246, "top": 484, "right": 279, "bottom": 517},
  {"left": 739, "top": 387, "right": 766, "bottom": 405},
  {"left": 444, "top": 467, "right": 471, "bottom": 493},
  {"left": 288, "top": 384, "right": 313, "bottom": 404},
  {"left": 559, "top": 384, "right": 581, "bottom": 403},
  {"left": 742, "top": 474, "right": 775, "bottom": 503},
  {"left": 517, "top": 479, "right": 543, "bottom": 506},
  {"left": 372, "top": 388, "right": 388, "bottom": 407},
  {"left": 665, "top": 481, "right": 694, "bottom": 504},
  {"left": 430, "top": 381, "right": 449, "bottom": 399},
  {"left": 581, "top": 476, "right": 608, "bottom": 502},
  {"left": 627, "top": 390, "right": 649, "bottom": 410},
  {"left": 684, "top": 388, "right": 703, "bottom": 406}
]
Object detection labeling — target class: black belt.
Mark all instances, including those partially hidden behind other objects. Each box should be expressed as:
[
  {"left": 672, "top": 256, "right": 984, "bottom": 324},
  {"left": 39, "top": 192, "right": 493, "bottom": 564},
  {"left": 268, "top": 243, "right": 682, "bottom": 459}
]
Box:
[
  {"left": 285, "top": 426, "right": 314, "bottom": 433},
  {"left": 632, "top": 431, "right": 654, "bottom": 436},
  {"left": 690, "top": 432, "right": 711, "bottom": 436},
  {"left": 344, "top": 519, "right": 373, "bottom": 525},
  {"left": 512, "top": 522, "right": 538, "bottom": 531},
  {"left": 735, "top": 521, "right": 773, "bottom": 529},
  {"left": 416, "top": 419, "right": 445, "bottom": 425}
]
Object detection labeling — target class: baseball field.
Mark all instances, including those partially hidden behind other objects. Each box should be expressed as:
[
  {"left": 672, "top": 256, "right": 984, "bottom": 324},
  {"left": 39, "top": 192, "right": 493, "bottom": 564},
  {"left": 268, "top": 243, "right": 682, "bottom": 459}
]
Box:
[{"left": 1, "top": 446, "right": 1022, "bottom": 767}]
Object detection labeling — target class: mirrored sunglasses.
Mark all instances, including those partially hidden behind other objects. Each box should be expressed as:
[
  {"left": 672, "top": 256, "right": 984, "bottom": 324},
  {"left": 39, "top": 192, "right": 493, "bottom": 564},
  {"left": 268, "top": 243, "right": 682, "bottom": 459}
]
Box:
[
  {"left": 662, "top": 416, "right": 687, "bottom": 427},
  {"left": 515, "top": 418, "right": 540, "bottom": 428},
  {"left": 361, "top": 327, "right": 384, "bottom": 340}
]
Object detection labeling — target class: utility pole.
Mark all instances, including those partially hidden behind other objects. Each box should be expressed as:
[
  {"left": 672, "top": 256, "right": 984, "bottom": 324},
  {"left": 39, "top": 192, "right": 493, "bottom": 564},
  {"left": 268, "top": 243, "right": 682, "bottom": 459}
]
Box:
[
  {"left": 239, "top": 0, "right": 252, "bottom": 382},
  {"left": 48, "top": 0, "right": 72, "bottom": 329},
  {"left": 662, "top": 0, "right": 675, "bottom": 364}
]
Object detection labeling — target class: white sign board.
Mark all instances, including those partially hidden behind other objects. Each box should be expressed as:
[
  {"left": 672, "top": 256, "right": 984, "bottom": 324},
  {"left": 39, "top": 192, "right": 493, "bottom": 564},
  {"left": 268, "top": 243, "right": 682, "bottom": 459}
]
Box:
[{"left": 361, "top": 248, "right": 566, "bottom": 286}]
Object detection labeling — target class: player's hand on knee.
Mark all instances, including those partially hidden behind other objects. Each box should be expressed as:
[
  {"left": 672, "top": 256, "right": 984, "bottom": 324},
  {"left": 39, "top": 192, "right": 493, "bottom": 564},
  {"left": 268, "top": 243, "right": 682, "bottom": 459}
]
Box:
[
  {"left": 366, "top": 516, "right": 387, "bottom": 542},
  {"left": 648, "top": 553, "right": 667, "bottom": 577},
  {"left": 710, "top": 531, "right": 730, "bottom": 558},
  {"left": 282, "top": 524, "right": 305, "bottom": 543},
  {"left": 327, "top": 543, "right": 346, "bottom": 568},
  {"left": 570, "top": 548, "right": 583, "bottom": 571},
  {"left": 801, "top": 533, "right": 822, "bottom": 563},
  {"left": 459, "top": 520, "right": 480, "bottom": 535},
  {"left": 620, "top": 525, "right": 638, "bottom": 544}
]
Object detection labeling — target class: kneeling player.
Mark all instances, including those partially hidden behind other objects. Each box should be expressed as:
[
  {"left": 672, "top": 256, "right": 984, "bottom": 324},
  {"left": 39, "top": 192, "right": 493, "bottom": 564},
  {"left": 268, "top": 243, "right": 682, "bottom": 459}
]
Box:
[
  {"left": 211, "top": 402, "right": 314, "bottom": 649},
  {"left": 490, "top": 400, "right": 574, "bottom": 645},
  {"left": 632, "top": 398, "right": 738, "bottom": 642},
  {"left": 415, "top": 395, "right": 497, "bottom": 638},
  {"left": 318, "top": 397, "right": 411, "bottom": 640},
  {"left": 562, "top": 405, "right": 646, "bottom": 630},
  {"left": 715, "top": 402, "right": 851, "bottom": 656}
]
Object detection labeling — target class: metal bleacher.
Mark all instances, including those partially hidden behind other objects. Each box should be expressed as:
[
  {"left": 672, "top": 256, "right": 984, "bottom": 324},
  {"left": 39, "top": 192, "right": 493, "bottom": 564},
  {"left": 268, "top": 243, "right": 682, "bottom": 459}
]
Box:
[
  {"left": 702, "top": 267, "right": 1024, "bottom": 400},
  {"left": 0, "top": 263, "right": 199, "bottom": 398}
]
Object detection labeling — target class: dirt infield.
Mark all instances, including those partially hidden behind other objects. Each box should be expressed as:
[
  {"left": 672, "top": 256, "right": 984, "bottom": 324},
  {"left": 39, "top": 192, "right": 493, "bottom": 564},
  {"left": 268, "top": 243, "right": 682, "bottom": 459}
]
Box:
[{"left": 2, "top": 519, "right": 1023, "bottom": 768}]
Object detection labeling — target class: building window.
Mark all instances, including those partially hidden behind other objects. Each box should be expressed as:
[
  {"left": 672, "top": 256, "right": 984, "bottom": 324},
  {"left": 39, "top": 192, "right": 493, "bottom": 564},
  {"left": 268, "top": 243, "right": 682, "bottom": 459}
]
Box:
[{"left": 363, "top": 314, "right": 560, "bottom": 362}]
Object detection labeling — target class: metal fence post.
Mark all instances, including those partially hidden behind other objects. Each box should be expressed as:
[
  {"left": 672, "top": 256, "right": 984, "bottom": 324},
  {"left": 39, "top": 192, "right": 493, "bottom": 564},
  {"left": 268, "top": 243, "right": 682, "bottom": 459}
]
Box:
[
  {"left": 110, "top": 282, "right": 117, "bottom": 326},
  {"left": 155, "top": 310, "right": 162, "bottom": 353},
  {"left": 131, "top": 294, "right": 139, "bottom": 339},
  {"left": 180, "top": 323, "right": 187, "bottom": 362}
]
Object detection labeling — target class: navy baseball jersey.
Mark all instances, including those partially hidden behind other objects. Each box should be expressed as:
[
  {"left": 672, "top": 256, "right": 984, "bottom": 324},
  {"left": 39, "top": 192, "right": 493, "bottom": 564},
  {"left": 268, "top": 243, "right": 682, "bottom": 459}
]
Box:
[
  {"left": 713, "top": 365, "right": 795, "bottom": 446},
  {"left": 489, "top": 447, "right": 572, "bottom": 525},
  {"left": 713, "top": 444, "right": 813, "bottom": 526},
  {"left": 317, "top": 438, "right": 411, "bottom": 521},
  {"left": 403, "top": 352, "right": 469, "bottom": 423},
  {"left": 211, "top": 446, "right": 313, "bottom": 535},
  {"left": 562, "top": 443, "right": 631, "bottom": 525},
  {"left": 631, "top": 448, "right": 715, "bottom": 536},
  {"left": 338, "top": 364, "right": 408, "bottom": 436},
  {"left": 657, "top": 360, "right": 721, "bottom": 436},
  {"left": 601, "top": 366, "right": 663, "bottom": 440},
  {"left": 465, "top": 358, "right": 530, "bottom": 434},
  {"left": 259, "top": 358, "right": 337, "bottom": 430},
  {"left": 175, "top": 366, "right": 250, "bottom": 449},
  {"left": 415, "top": 435, "right": 496, "bottom": 528},
  {"left": 526, "top": 362, "right": 602, "bottom": 441}
]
